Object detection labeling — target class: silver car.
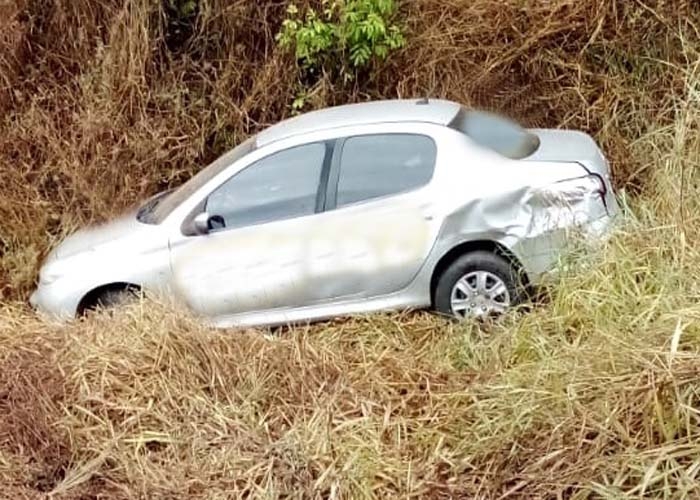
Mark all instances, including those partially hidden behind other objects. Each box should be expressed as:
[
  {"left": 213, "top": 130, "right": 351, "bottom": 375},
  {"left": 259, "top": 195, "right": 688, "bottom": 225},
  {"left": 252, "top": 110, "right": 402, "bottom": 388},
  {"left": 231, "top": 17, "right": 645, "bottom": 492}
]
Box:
[{"left": 30, "top": 99, "right": 619, "bottom": 327}]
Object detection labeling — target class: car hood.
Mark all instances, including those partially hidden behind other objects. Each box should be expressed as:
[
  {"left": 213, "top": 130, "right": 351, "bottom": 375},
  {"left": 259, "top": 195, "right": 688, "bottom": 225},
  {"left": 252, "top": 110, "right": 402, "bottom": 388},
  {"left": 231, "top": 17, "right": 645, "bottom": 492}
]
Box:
[{"left": 51, "top": 210, "right": 154, "bottom": 260}]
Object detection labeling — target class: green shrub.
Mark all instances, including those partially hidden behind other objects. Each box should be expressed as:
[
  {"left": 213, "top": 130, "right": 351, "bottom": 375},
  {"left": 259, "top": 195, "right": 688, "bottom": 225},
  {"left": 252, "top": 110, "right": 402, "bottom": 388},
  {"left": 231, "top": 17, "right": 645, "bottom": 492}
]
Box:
[{"left": 276, "top": 0, "right": 405, "bottom": 80}]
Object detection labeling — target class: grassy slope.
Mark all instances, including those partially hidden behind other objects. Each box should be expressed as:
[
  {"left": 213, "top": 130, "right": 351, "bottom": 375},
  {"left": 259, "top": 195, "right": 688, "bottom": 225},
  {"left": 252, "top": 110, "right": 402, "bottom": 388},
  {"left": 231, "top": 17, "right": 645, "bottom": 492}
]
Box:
[{"left": 1, "top": 0, "right": 700, "bottom": 497}]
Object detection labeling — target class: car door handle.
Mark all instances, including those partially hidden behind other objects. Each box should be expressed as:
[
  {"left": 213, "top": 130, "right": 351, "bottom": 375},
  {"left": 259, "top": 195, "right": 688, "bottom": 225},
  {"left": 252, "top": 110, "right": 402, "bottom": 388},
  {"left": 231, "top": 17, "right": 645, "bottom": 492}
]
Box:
[{"left": 420, "top": 203, "right": 436, "bottom": 221}]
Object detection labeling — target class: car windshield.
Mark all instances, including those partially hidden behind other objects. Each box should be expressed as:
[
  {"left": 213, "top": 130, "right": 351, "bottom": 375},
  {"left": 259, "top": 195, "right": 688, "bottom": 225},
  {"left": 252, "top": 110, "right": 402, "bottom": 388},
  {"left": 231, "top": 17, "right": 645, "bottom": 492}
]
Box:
[
  {"left": 449, "top": 108, "right": 540, "bottom": 160},
  {"left": 138, "top": 136, "right": 257, "bottom": 224}
]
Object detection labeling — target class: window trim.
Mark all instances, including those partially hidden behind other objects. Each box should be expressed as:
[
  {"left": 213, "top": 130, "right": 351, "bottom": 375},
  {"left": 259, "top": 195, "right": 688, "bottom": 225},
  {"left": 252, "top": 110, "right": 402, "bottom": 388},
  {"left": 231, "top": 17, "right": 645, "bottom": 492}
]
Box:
[
  {"left": 181, "top": 140, "right": 336, "bottom": 236},
  {"left": 325, "top": 132, "right": 438, "bottom": 211}
]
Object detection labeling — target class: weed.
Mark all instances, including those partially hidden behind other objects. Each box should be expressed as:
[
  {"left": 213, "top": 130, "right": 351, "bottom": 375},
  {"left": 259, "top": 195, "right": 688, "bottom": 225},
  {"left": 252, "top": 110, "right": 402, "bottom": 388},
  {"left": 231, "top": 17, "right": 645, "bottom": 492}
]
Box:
[
  {"left": 1, "top": 0, "right": 700, "bottom": 497},
  {"left": 277, "top": 0, "right": 405, "bottom": 85}
]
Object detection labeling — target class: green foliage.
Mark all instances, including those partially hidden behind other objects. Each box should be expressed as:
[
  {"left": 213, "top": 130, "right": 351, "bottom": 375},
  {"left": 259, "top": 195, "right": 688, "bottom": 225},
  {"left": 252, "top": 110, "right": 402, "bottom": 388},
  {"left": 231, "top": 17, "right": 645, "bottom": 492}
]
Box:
[
  {"left": 276, "top": 0, "right": 406, "bottom": 78},
  {"left": 168, "top": 0, "right": 198, "bottom": 18},
  {"left": 164, "top": 0, "right": 199, "bottom": 50}
]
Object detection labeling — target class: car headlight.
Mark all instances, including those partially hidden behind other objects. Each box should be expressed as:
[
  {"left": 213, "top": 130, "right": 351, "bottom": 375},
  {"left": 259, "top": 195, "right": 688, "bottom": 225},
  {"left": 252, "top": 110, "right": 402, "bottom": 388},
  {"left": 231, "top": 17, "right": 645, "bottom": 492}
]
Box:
[
  {"left": 39, "top": 266, "right": 62, "bottom": 286},
  {"left": 38, "top": 250, "right": 95, "bottom": 286}
]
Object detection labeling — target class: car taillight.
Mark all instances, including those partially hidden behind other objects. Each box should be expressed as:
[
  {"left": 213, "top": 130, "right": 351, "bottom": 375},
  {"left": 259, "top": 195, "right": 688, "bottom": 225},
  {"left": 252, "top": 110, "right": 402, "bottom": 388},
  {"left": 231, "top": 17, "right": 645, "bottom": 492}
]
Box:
[{"left": 592, "top": 173, "right": 607, "bottom": 196}]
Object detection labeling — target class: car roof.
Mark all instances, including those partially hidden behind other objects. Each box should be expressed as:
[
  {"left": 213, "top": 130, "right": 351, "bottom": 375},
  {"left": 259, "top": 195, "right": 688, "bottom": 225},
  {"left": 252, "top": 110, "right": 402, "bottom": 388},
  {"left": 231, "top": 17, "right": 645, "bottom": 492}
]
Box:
[{"left": 255, "top": 98, "right": 462, "bottom": 147}]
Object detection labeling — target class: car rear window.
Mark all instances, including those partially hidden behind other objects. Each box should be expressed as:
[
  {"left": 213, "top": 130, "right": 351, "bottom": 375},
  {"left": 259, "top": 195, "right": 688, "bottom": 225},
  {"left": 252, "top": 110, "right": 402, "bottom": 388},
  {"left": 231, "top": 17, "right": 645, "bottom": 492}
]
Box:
[
  {"left": 335, "top": 134, "right": 437, "bottom": 208},
  {"left": 449, "top": 108, "right": 540, "bottom": 160}
]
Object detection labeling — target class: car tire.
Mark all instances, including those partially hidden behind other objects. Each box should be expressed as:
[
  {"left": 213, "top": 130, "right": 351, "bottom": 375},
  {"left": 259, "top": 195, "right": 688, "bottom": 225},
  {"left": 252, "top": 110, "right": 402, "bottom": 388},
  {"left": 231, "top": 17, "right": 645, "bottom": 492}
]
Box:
[{"left": 434, "top": 251, "right": 526, "bottom": 320}]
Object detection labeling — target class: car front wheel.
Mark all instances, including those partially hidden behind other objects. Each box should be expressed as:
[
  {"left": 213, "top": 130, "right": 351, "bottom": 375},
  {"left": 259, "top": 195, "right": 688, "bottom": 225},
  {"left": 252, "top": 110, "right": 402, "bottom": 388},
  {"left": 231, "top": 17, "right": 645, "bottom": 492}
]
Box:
[
  {"left": 79, "top": 285, "right": 141, "bottom": 316},
  {"left": 434, "top": 251, "right": 526, "bottom": 320}
]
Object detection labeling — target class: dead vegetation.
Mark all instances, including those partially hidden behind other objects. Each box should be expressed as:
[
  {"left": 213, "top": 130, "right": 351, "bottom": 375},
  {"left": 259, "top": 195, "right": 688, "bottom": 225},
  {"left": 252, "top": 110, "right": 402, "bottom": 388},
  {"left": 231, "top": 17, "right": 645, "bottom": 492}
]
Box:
[{"left": 1, "top": 0, "right": 700, "bottom": 497}]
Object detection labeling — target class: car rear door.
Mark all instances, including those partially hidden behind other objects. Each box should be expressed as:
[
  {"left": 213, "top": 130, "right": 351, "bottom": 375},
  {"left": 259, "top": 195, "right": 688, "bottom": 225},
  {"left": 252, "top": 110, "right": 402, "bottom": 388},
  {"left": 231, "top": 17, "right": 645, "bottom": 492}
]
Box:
[{"left": 302, "top": 127, "right": 446, "bottom": 302}]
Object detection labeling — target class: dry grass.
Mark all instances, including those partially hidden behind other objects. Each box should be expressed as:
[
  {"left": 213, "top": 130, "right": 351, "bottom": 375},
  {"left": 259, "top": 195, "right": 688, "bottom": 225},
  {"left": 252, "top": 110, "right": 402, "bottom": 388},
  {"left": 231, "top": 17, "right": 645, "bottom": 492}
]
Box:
[
  {"left": 4, "top": 212, "right": 700, "bottom": 498},
  {"left": 1, "top": 0, "right": 700, "bottom": 498}
]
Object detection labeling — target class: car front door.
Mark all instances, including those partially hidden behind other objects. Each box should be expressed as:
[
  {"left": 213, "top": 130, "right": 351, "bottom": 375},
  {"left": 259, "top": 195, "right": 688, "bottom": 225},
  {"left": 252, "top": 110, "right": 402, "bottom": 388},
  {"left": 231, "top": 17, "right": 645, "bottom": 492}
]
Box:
[
  {"left": 168, "top": 140, "right": 334, "bottom": 319},
  {"left": 301, "top": 130, "right": 444, "bottom": 302}
]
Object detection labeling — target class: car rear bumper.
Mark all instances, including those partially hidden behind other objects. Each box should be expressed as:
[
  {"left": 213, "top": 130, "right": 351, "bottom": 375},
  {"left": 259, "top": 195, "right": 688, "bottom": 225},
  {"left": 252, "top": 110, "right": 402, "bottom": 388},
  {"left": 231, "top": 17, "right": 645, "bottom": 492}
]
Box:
[{"left": 517, "top": 210, "right": 619, "bottom": 286}]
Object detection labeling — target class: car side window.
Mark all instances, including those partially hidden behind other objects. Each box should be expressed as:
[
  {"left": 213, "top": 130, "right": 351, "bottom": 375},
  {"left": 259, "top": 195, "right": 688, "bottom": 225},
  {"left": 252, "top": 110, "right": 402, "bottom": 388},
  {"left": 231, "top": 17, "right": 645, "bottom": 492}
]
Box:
[
  {"left": 336, "top": 134, "right": 437, "bottom": 208},
  {"left": 206, "top": 142, "right": 326, "bottom": 231}
]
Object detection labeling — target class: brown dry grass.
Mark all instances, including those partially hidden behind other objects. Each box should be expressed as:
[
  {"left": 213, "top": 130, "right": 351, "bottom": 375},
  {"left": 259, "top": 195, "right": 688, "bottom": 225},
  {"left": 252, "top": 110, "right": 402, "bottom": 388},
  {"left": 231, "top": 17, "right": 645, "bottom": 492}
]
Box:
[{"left": 1, "top": 0, "right": 700, "bottom": 498}]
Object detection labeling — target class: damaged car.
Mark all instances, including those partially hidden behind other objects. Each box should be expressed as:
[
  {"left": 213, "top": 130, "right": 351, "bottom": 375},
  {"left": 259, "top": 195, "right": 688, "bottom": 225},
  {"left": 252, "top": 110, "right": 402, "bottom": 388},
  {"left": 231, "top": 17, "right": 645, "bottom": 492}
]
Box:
[{"left": 30, "top": 98, "right": 619, "bottom": 327}]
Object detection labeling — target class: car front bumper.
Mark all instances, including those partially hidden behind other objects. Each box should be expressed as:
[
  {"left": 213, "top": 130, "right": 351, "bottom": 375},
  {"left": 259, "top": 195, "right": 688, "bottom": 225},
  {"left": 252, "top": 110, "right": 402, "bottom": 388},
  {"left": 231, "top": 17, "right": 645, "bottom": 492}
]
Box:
[{"left": 29, "top": 280, "right": 81, "bottom": 321}]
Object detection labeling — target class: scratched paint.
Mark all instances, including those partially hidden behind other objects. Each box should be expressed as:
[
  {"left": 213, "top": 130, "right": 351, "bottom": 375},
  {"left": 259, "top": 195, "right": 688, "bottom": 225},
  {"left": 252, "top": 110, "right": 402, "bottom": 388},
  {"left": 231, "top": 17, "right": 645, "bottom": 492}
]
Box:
[
  {"left": 172, "top": 179, "right": 609, "bottom": 318},
  {"left": 434, "top": 178, "right": 611, "bottom": 281},
  {"left": 172, "top": 203, "right": 432, "bottom": 316}
]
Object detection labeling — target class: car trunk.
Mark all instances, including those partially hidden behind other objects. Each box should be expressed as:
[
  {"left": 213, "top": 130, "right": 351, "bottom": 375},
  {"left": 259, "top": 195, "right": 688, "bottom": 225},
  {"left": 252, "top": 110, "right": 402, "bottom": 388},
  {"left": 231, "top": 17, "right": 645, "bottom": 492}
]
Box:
[
  {"left": 526, "top": 129, "right": 608, "bottom": 175},
  {"left": 526, "top": 129, "right": 619, "bottom": 215}
]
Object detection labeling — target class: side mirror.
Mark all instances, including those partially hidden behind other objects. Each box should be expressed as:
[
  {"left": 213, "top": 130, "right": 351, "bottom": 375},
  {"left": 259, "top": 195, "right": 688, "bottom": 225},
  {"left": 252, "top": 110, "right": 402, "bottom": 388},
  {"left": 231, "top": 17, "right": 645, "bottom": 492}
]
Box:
[
  {"left": 193, "top": 212, "right": 212, "bottom": 235},
  {"left": 192, "top": 212, "right": 226, "bottom": 235}
]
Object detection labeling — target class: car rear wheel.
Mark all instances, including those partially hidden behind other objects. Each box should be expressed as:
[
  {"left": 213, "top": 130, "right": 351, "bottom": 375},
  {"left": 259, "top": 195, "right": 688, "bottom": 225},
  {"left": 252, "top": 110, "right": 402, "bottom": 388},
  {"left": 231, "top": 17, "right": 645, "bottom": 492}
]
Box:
[{"left": 434, "top": 251, "right": 525, "bottom": 320}]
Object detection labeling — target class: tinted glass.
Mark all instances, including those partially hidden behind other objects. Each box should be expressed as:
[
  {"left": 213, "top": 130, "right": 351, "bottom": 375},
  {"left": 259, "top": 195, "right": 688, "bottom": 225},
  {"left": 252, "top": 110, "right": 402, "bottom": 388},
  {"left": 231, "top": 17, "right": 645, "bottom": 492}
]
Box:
[
  {"left": 449, "top": 108, "right": 540, "bottom": 159},
  {"left": 206, "top": 142, "right": 326, "bottom": 230},
  {"left": 336, "top": 134, "right": 436, "bottom": 208}
]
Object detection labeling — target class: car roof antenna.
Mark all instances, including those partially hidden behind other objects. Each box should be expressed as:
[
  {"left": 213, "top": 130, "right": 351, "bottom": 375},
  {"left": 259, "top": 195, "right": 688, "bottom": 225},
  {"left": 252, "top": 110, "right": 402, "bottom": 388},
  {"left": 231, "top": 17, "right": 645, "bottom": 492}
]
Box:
[{"left": 417, "top": 96, "right": 430, "bottom": 105}]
